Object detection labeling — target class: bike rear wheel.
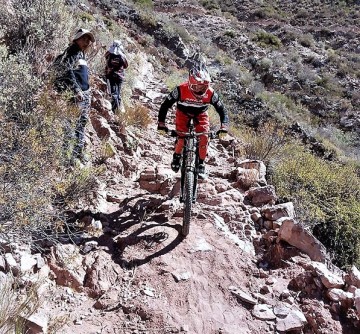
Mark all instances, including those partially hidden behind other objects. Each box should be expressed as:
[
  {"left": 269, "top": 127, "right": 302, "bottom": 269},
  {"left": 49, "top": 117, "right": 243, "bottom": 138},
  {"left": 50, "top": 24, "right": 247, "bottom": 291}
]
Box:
[{"left": 182, "top": 170, "right": 194, "bottom": 236}]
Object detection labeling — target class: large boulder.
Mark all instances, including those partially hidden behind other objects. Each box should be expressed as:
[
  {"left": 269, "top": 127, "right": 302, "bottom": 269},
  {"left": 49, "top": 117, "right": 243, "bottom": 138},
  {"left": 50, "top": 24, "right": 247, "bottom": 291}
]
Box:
[
  {"left": 245, "top": 185, "right": 277, "bottom": 207},
  {"left": 261, "top": 202, "right": 295, "bottom": 221},
  {"left": 277, "top": 219, "right": 327, "bottom": 262}
]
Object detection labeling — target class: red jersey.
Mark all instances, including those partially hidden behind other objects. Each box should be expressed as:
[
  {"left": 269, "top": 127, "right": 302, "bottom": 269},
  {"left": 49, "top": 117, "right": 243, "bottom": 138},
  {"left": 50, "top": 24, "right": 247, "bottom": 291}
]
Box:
[{"left": 158, "top": 82, "right": 229, "bottom": 124}]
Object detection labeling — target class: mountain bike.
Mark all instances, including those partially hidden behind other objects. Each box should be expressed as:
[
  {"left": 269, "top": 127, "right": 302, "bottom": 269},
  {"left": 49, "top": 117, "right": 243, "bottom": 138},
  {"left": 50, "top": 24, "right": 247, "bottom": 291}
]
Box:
[{"left": 171, "top": 118, "right": 215, "bottom": 237}]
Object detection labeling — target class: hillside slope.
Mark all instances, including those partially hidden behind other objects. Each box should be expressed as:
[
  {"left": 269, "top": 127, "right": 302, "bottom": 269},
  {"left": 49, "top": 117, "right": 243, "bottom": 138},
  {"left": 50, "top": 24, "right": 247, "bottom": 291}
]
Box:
[
  {"left": 1, "top": 1, "right": 360, "bottom": 333},
  {"left": 27, "top": 51, "right": 358, "bottom": 333}
]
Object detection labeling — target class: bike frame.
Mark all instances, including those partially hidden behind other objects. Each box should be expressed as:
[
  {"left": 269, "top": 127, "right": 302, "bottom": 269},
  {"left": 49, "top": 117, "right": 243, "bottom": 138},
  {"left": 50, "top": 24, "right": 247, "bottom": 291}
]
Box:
[
  {"left": 176, "top": 119, "right": 204, "bottom": 202},
  {"left": 172, "top": 117, "right": 212, "bottom": 236}
]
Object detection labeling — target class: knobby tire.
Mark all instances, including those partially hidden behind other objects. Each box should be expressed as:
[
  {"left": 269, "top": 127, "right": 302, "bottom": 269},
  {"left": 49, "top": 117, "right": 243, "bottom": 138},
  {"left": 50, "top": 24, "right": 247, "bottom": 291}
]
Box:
[{"left": 182, "top": 170, "right": 194, "bottom": 236}]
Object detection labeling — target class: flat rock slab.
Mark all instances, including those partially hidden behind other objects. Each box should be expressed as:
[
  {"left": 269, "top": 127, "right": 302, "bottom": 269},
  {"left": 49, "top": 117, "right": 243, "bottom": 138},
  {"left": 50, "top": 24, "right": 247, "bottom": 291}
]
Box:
[
  {"left": 253, "top": 304, "right": 276, "bottom": 320},
  {"left": 229, "top": 286, "right": 257, "bottom": 305}
]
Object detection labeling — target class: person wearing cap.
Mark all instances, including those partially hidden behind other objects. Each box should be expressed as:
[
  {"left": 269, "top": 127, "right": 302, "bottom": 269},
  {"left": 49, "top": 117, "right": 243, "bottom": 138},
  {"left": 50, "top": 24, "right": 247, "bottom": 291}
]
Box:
[
  {"left": 53, "top": 28, "right": 95, "bottom": 164},
  {"left": 105, "top": 40, "right": 128, "bottom": 112}
]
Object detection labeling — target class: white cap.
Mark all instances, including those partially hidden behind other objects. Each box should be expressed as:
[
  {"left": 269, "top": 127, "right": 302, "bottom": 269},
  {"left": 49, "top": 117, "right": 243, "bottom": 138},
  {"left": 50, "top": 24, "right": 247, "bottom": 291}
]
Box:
[
  {"left": 72, "top": 28, "right": 95, "bottom": 42},
  {"left": 108, "top": 40, "right": 124, "bottom": 55}
]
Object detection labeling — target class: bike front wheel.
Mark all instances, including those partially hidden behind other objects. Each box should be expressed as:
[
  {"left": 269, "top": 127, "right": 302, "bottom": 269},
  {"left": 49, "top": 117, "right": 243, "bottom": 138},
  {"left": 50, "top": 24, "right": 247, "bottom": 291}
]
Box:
[{"left": 182, "top": 170, "right": 194, "bottom": 236}]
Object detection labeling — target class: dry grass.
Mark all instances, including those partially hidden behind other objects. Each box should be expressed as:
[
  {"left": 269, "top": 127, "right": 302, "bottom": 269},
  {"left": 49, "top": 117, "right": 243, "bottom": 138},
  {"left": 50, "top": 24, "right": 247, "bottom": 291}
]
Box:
[
  {"left": 117, "top": 102, "right": 152, "bottom": 128},
  {"left": 233, "top": 122, "right": 288, "bottom": 163},
  {"left": 0, "top": 278, "right": 41, "bottom": 333}
]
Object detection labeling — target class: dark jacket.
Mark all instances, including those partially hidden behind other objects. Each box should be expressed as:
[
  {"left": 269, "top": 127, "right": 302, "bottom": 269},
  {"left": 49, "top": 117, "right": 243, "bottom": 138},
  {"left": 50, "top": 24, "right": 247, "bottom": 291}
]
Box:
[
  {"left": 105, "top": 51, "right": 128, "bottom": 82},
  {"left": 53, "top": 43, "right": 90, "bottom": 93}
]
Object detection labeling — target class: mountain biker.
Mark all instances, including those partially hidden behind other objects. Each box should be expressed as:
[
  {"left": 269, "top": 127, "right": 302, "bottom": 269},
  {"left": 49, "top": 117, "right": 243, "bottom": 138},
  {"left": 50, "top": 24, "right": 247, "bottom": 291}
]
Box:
[
  {"left": 105, "top": 40, "right": 129, "bottom": 112},
  {"left": 53, "top": 28, "right": 95, "bottom": 164},
  {"left": 157, "top": 59, "right": 229, "bottom": 178}
]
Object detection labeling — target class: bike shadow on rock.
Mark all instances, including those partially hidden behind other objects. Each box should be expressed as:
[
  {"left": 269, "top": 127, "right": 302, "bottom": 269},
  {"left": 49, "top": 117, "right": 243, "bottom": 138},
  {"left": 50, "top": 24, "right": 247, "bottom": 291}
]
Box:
[
  {"left": 64, "top": 194, "right": 186, "bottom": 268},
  {"left": 112, "top": 222, "right": 185, "bottom": 268}
]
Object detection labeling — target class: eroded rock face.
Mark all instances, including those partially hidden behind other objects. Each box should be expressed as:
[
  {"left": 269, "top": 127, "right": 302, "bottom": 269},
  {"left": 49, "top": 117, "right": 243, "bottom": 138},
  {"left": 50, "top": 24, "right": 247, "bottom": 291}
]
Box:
[
  {"left": 246, "top": 185, "right": 277, "bottom": 207},
  {"left": 346, "top": 266, "right": 360, "bottom": 288},
  {"left": 301, "top": 299, "right": 343, "bottom": 334},
  {"left": 310, "top": 262, "right": 344, "bottom": 289},
  {"left": 277, "top": 219, "right": 327, "bottom": 262},
  {"left": 327, "top": 288, "right": 353, "bottom": 309},
  {"left": 261, "top": 202, "right": 295, "bottom": 221},
  {"left": 236, "top": 159, "right": 267, "bottom": 186},
  {"left": 48, "top": 244, "right": 86, "bottom": 292},
  {"left": 355, "top": 289, "right": 360, "bottom": 317}
]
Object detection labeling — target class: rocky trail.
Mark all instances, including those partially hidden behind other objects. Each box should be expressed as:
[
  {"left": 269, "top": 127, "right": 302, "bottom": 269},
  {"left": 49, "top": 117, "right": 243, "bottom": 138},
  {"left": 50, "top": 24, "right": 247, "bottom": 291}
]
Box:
[
  {"left": 1, "top": 1, "right": 360, "bottom": 332},
  {"left": 15, "top": 58, "right": 356, "bottom": 334}
]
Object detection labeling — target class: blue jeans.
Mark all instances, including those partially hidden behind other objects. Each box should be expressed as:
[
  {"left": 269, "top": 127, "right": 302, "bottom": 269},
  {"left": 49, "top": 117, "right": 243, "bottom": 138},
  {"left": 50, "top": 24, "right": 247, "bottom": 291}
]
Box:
[{"left": 108, "top": 77, "right": 123, "bottom": 111}]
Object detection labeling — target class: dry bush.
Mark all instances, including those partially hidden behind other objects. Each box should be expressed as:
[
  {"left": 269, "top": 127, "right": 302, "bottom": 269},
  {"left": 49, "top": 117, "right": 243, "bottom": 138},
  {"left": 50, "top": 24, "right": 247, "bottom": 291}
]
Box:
[
  {"left": 164, "top": 68, "right": 188, "bottom": 90},
  {"left": 234, "top": 122, "right": 288, "bottom": 163},
  {"left": 257, "top": 91, "right": 308, "bottom": 124},
  {"left": 53, "top": 166, "right": 102, "bottom": 208},
  {"left": 0, "top": 81, "right": 97, "bottom": 245},
  {"left": 0, "top": 46, "right": 41, "bottom": 124},
  {"left": 0, "top": 278, "right": 41, "bottom": 333},
  {"left": 253, "top": 30, "right": 282, "bottom": 48},
  {"left": 118, "top": 102, "right": 152, "bottom": 128},
  {"left": 0, "top": 0, "right": 75, "bottom": 73},
  {"left": 201, "top": 0, "right": 220, "bottom": 11},
  {"left": 132, "top": 0, "right": 154, "bottom": 9}
]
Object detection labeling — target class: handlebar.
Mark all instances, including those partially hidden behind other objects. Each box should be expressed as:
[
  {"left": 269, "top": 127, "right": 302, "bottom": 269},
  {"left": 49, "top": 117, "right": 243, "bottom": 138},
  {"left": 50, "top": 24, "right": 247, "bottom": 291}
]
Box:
[{"left": 170, "top": 129, "right": 217, "bottom": 139}]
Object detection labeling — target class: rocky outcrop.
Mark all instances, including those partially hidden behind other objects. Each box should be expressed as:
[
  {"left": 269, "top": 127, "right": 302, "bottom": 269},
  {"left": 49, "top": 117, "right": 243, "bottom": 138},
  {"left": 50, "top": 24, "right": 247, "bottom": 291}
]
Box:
[{"left": 277, "top": 219, "right": 327, "bottom": 262}]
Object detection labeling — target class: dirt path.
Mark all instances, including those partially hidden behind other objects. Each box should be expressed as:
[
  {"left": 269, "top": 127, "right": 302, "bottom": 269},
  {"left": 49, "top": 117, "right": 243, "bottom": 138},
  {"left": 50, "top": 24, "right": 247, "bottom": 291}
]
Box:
[{"left": 121, "top": 215, "right": 268, "bottom": 334}]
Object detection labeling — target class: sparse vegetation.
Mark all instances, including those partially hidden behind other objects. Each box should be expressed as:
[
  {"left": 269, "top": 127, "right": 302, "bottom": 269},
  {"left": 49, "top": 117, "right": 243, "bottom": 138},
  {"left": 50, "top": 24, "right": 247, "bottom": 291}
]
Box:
[
  {"left": 257, "top": 91, "right": 307, "bottom": 124},
  {"left": 271, "top": 144, "right": 360, "bottom": 268},
  {"left": 0, "top": 278, "right": 41, "bottom": 333},
  {"left": 201, "top": 0, "right": 220, "bottom": 11},
  {"left": 164, "top": 68, "right": 188, "bottom": 90},
  {"left": 253, "top": 30, "right": 282, "bottom": 48},
  {"left": 224, "top": 30, "right": 236, "bottom": 38},
  {"left": 118, "top": 102, "right": 152, "bottom": 128},
  {"left": 233, "top": 122, "right": 288, "bottom": 163},
  {"left": 132, "top": 0, "right": 154, "bottom": 9}
]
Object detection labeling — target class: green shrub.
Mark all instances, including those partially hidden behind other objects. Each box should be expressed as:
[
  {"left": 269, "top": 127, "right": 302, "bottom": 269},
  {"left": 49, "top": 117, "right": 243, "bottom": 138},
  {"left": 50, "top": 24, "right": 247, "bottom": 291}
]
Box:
[
  {"left": 271, "top": 145, "right": 360, "bottom": 268},
  {"left": 298, "top": 33, "right": 315, "bottom": 48},
  {"left": 201, "top": 0, "right": 220, "bottom": 11},
  {"left": 316, "top": 73, "right": 344, "bottom": 96},
  {"left": 253, "top": 30, "right": 282, "bottom": 48},
  {"left": 257, "top": 91, "right": 306, "bottom": 124},
  {"left": 224, "top": 30, "right": 236, "bottom": 38},
  {"left": 80, "top": 11, "right": 94, "bottom": 22},
  {"left": 252, "top": 6, "right": 285, "bottom": 20},
  {"left": 132, "top": 0, "right": 154, "bottom": 9}
]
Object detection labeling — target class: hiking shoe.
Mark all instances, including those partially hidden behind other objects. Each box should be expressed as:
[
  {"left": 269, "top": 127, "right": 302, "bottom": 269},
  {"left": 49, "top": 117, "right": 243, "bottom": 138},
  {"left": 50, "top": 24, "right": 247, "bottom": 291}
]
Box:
[
  {"left": 198, "top": 163, "right": 207, "bottom": 179},
  {"left": 171, "top": 153, "right": 181, "bottom": 172}
]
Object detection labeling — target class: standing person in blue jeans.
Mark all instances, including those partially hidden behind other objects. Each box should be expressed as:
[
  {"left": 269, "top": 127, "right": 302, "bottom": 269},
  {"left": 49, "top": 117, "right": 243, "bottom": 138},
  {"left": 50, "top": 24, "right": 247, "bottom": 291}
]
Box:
[
  {"left": 53, "top": 28, "right": 95, "bottom": 164},
  {"left": 105, "top": 40, "right": 128, "bottom": 112}
]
